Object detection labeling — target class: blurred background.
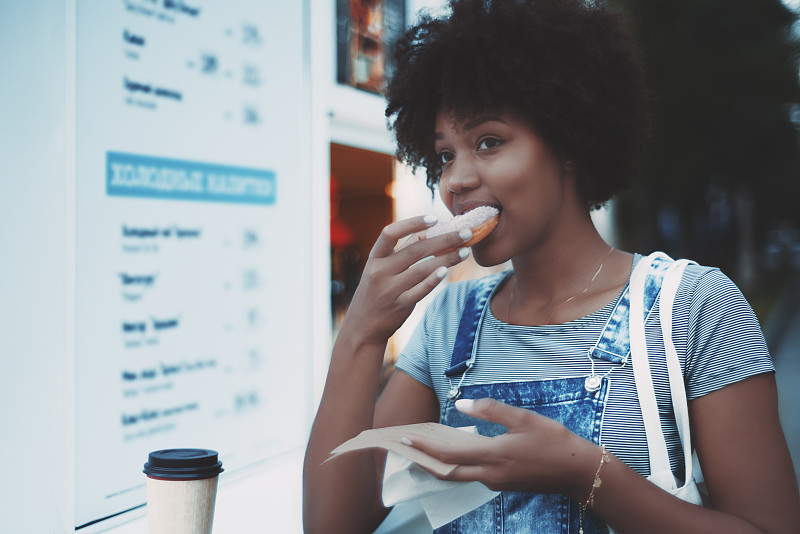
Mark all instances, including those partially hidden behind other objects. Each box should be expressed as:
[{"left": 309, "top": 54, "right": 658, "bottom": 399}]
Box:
[
  {"left": 615, "top": 0, "right": 800, "bottom": 315},
  {"left": 2, "top": 0, "right": 799, "bottom": 532}
]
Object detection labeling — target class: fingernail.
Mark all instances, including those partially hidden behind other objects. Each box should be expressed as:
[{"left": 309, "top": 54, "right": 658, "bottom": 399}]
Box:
[
  {"left": 435, "top": 266, "right": 448, "bottom": 279},
  {"left": 459, "top": 229, "right": 473, "bottom": 241},
  {"left": 423, "top": 214, "right": 438, "bottom": 225},
  {"left": 458, "top": 247, "right": 470, "bottom": 260},
  {"left": 400, "top": 437, "right": 413, "bottom": 446},
  {"left": 455, "top": 398, "right": 475, "bottom": 411}
]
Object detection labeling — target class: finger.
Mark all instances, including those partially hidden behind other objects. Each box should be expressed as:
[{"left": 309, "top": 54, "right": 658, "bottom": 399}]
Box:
[
  {"left": 407, "top": 457, "right": 491, "bottom": 484},
  {"left": 371, "top": 215, "right": 439, "bottom": 258},
  {"left": 443, "top": 464, "right": 492, "bottom": 484},
  {"left": 401, "top": 244, "right": 470, "bottom": 283},
  {"left": 394, "top": 264, "right": 450, "bottom": 307},
  {"left": 403, "top": 432, "right": 495, "bottom": 468},
  {"left": 395, "top": 248, "right": 470, "bottom": 304},
  {"left": 393, "top": 232, "right": 424, "bottom": 252},
  {"left": 392, "top": 228, "right": 474, "bottom": 269},
  {"left": 454, "top": 398, "right": 533, "bottom": 431}
]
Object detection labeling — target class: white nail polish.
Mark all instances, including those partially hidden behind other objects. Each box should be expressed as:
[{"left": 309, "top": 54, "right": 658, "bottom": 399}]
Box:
[
  {"left": 435, "top": 266, "right": 448, "bottom": 279},
  {"left": 423, "top": 214, "right": 438, "bottom": 225},
  {"left": 458, "top": 247, "right": 470, "bottom": 260},
  {"left": 459, "top": 229, "right": 473, "bottom": 241},
  {"left": 400, "top": 437, "right": 413, "bottom": 446},
  {"left": 455, "top": 398, "right": 475, "bottom": 411}
]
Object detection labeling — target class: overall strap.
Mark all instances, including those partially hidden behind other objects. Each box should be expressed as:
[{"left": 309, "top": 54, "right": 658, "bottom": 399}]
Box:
[
  {"left": 590, "top": 254, "right": 670, "bottom": 365},
  {"left": 444, "top": 272, "right": 509, "bottom": 378}
]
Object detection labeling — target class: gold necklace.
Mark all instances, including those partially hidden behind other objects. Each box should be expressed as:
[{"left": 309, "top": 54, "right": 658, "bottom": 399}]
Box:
[{"left": 506, "top": 246, "right": 615, "bottom": 325}]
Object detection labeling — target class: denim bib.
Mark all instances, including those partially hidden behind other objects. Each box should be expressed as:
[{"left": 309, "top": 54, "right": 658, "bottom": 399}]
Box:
[{"left": 436, "top": 264, "right": 664, "bottom": 534}]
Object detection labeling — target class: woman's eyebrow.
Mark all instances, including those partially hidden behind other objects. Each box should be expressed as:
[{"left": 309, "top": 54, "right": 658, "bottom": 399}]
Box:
[
  {"left": 434, "top": 117, "right": 507, "bottom": 140},
  {"left": 463, "top": 116, "right": 507, "bottom": 130}
]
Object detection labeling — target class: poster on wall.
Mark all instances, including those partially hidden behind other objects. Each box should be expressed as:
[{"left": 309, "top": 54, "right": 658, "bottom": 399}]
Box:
[
  {"left": 336, "top": 0, "right": 406, "bottom": 94},
  {"left": 74, "top": 0, "right": 312, "bottom": 529}
]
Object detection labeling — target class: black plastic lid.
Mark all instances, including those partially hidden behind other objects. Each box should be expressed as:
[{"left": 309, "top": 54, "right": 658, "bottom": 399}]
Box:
[{"left": 143, "top": 449, "right": 223, "bottom": 480}]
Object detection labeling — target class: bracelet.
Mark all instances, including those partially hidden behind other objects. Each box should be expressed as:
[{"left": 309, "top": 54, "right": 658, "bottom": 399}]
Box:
[{"left": 579, "top": 445, "right": 612, "bottom": 534}]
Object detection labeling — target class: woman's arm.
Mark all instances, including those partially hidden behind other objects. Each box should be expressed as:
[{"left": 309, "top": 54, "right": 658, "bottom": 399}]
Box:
[
  {"left": 689, "top": 372, "right": 798, "bottom": 531},
  {"left": 302, "top": 344, "right": 440, "bottom": 533},
  {"left": 406, "top": 373, "right": 799, "bottom": 533},
  {"left": 588, "top": 372, "right": 799, "bottom": 534},
  {"left": 302, "top": 216, "right": 469, "bottom": 534}
]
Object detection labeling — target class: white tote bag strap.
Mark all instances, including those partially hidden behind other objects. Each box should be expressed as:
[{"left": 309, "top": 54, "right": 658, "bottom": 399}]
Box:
[
  {"left": 659, "top": 259, "right": 697, "bottom": 483},
  {"left": 629, "top": 252, "right": 673, "bottom": 479},
  {"left": 611, "top": 252, "right": 703, "bottom": 534}
]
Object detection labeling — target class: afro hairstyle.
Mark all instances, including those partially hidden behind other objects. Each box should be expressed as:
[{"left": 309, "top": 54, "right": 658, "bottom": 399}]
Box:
[{"left": 385, "top": 0, "right": 648, "bottom": 210}]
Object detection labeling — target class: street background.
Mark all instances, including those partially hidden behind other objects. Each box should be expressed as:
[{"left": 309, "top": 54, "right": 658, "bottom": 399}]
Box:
[{"left": 767, "top": 279, "right": 800, "bottom": 485}]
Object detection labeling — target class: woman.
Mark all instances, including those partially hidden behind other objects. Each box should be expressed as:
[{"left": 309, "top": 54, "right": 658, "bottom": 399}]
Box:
[{"left": 303, "top": 1, "right": 800, "bottom": 532}]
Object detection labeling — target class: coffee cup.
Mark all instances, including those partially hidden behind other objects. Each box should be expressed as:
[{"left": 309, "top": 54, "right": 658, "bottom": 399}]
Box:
[{"left": 143, "top": 449, "right": 224, "bottom": 534}]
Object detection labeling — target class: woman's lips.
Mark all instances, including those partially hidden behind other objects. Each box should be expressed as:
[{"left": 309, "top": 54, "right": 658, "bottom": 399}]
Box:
[{"left": 454, "top": 200, "right": 502, "bottom": 216}]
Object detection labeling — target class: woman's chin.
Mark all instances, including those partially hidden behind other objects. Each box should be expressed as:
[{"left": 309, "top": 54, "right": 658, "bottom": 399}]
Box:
[{"left": 470, "top": 242, "right": 509, "bottom": 268}]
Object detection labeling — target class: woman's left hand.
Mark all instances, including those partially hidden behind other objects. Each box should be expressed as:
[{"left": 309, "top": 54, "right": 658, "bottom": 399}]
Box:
[{"left": 404, "top": 398, "right": 599, "bottom": 498}]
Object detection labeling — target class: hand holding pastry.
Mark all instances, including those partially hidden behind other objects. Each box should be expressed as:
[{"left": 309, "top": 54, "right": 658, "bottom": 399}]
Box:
[
  {"left": 340, "top": 215, "right": 475, "bottom": 346},
  {"left": 420, "top": 206, "right": 499, "bottom": 253}
]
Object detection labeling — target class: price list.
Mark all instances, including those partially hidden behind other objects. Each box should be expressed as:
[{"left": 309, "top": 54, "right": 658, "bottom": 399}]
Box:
[{"left": 75, "top": 1, "right": 312, "bottom": 529}]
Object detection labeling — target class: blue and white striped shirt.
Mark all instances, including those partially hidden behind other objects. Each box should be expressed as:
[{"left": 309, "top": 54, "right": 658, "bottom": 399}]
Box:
[{"left": 395, "top": 256, "right": 775, "bottom": 479}]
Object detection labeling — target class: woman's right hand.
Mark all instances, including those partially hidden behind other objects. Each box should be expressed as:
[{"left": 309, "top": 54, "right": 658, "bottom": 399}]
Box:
[{"left": 341, "top": 215, "right": 473, "bottom": 347}]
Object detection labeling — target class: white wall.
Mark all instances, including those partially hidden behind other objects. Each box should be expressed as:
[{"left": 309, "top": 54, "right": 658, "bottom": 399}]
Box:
[{"left": 0, "top": 0, "right": 74, "bottom": 531}]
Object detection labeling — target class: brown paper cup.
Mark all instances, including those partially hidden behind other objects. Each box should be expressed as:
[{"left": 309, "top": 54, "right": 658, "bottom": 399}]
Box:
[{"left": 144, "top": 449, "right": 223, "bottom": 534}]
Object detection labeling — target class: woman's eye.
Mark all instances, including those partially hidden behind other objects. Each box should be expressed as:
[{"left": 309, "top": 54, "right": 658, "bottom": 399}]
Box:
[
  {"left": 478, "top": 137, "right": 502, "bottom": 151},
  {"left": 438, "top": 151, "right": 454, "bottom": 165}
]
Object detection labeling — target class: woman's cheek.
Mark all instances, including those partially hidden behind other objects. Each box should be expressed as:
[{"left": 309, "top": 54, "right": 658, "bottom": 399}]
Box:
[{"left": 438, "top": 180, "right": 454, "bottom": 210}]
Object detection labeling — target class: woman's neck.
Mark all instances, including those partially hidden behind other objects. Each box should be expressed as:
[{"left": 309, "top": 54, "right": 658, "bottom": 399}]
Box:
[{"left": 503, "top": 214, "right": 631, "bottom": 325}]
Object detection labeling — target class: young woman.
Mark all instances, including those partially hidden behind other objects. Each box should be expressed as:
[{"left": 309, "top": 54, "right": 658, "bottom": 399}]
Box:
[{"left": 303, "top": 1, "right": 800, "bottom": 532}]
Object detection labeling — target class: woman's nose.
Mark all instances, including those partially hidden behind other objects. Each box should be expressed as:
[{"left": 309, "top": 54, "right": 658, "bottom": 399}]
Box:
[{"left": 445, "top": 160, "right": 481, "bottom": 194}]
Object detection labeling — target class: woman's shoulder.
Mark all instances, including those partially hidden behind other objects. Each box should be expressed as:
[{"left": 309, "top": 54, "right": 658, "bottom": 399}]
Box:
[
  {"left": 631, "top": 251, "right": 753, "bottom": 325},
  {"left": 674, "top": 260, "right": 742, "bottom": 306},
  {"left": 637, "top": 253, "right": 761, "bottom": 336},
  {"left": 633, "top": 252, "right": 731, "bottom": 300}
]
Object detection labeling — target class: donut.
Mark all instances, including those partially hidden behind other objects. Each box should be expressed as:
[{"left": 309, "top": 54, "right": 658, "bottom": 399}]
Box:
[{"left": 422, "top": 206, "right": 499, "bottom": 249}]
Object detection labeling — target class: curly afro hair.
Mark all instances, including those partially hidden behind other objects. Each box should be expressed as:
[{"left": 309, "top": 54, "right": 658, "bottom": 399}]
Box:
[{"left": 385, "top": 0, "right": 647, "bottom": 210}]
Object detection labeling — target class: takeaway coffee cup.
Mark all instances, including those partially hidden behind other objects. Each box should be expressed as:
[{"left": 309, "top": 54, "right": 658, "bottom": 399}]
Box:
[{"left": 143, "top": 449, "right": 224, "bottom": 534}]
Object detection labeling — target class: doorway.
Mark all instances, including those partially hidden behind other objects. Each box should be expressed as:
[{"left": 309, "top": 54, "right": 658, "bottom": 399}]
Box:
[{"left": 329, "top": 143, "right": 395, "bottom": 332}]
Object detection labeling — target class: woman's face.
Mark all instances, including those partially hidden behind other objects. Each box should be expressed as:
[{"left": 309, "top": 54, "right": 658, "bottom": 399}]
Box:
[{"left": 434, "top": 109, "right": 577, "bottom": 266}]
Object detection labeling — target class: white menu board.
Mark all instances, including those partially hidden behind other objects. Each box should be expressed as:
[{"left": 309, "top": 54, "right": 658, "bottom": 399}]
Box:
[{"left": 74, "top": 1, "right": 312, "bottom": 529}]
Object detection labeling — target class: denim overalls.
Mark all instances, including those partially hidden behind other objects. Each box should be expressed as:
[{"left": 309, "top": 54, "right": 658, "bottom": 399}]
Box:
[{"left": 436, "top": 260, "right": 667, "bottom": 534}]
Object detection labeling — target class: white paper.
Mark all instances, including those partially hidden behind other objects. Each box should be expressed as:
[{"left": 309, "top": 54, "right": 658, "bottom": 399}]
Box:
[
  {"left": 381, "top": 427, "right": 500, "bottom": 529},
  {"left": 328, "top": 422, "right": 490, "bottom": 477}
]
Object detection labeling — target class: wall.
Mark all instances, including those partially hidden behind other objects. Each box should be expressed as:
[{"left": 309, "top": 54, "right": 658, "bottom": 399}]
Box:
[
  {"left": 0, "top": 0, "right": 74, "bottom": 532},
  {"left": 0, "top": 1, "right": 326, "bottom": 532}
]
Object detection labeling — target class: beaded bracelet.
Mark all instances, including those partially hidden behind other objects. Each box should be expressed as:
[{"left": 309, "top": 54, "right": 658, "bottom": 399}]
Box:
[{"left": 579, "top": 445, "right": 612, "bottom": 534}]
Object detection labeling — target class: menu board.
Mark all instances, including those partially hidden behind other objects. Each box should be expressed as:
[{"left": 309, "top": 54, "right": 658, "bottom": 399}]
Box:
[{"left": 74, "top": 1, "right": 312, "bottom": 529}]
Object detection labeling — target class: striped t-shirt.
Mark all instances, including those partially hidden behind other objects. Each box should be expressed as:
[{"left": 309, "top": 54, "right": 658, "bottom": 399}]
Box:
[{"left": 395, "top": 256, "right": 775, "bottom": 479}]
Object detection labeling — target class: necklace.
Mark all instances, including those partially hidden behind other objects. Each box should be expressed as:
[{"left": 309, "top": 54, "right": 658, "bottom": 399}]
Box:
[{"left": 506, "top": 246, "right": 615, "bottom": 325}]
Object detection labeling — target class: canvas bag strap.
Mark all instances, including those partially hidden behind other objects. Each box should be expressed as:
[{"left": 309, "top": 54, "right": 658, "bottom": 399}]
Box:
[
  {"left": 610, "top": 254, "right": 703, "bottom": 533},
  {"left": 629, "top": 251, "right": 673, "bottom": 479},
  {"left": 659, "top": 259, "right": 697, "bottom": 483}
]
